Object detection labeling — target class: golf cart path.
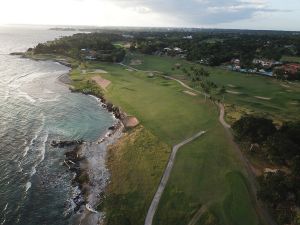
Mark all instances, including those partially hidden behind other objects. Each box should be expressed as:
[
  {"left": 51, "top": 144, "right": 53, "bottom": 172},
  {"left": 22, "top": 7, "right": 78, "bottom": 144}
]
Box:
[{"left": 144, "top": 131, "right": 206, "bottom": 225}]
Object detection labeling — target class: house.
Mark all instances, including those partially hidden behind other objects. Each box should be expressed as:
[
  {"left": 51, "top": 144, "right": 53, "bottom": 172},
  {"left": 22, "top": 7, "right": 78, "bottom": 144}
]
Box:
[
  {"left": 231, "top": 58, "right": 240, "bottom": 65},
  {"left": 163, "top": 47, "right": 172, "bottom": 52},
  {"left": 253, "top": 58, "right": 281, "bottom": 69},
  {"left": 122, "top": 34, "right": 134, "bottom": 39},
  {"left": 183, "top": 35, "right": 193, "bottom": 40},
  {"left": 173, "top": 47, "right": 183, "bottom": 53}
]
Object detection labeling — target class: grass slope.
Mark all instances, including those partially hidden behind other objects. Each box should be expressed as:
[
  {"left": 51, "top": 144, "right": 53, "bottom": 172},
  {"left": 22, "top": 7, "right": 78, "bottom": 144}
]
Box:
[{"left": 104, "top": 126, "right": 171, "bottom": 225}]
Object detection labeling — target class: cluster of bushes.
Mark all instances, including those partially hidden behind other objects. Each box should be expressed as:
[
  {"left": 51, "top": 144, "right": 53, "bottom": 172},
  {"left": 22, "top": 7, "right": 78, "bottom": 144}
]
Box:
[
  {"left": 232, "top": 116, "right": 300, "bottom": 224},
  {"left": 71, "top": 80, "right": 103, "bottom": 98}
]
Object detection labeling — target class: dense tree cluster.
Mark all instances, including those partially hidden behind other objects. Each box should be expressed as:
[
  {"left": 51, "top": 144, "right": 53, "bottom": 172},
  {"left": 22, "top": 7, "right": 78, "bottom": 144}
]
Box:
[
  {"left": 30, "top": 33, "right": 126, "bottom": 62},
  {"left": 129, "top": 31, "right": 300, "bottom": 67},
  {"left": 232, "top": 116, "right": 300, "bottom": 224}
]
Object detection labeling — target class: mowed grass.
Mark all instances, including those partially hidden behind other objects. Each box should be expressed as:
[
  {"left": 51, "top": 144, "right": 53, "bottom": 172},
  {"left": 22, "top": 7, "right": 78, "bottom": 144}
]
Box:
[
  {"left": 125, "top": 53, "right": 300, "bottom": 121},
  {"left": 92, "top": 62, "right": 217, "bottom": 145},
  {"left": 153, "top": 125, "right": 258, "bottom": 225},
  {"left": 84, "top": 62, "right": 261, "bottom": 225},
  {"left": 281, "top": 55, "right": 300, "bottom": 63}
]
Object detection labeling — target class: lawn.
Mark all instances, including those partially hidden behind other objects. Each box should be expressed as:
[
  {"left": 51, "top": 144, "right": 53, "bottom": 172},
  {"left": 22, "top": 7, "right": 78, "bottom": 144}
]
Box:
[
  {"left": 281, "top": 55, "right": 300, "bottom": 63},
  {"left": 124, "top": 53, "right": 300, "bottom": 122},
  {"left": 81, "top": 61, "right": 261, "bottom": 225}
]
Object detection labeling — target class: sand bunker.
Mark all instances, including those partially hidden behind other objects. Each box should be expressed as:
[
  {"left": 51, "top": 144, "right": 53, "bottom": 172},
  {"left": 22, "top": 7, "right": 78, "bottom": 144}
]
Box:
[
  {"left": 184, "top": 90, "right": 197, "bottom": 96},
  {"left": 254, "top": 96, "right": 271, "bottom": 100},
  {"left": 122, "top": 116, "right": 139, "bottom": 128},
  {"left": 130, "top": 59, "right": 142, "bottom": 66},
  {"left": 226, "top": 90, "right": 240, "bottom": 94},
  {"left": 92, "top": 76, "right": 111, "bottom": 91},
  {"left": 90, "top": 69, "right": 108, "bottom": 74},
  {"left": 227, "top": 84, "right": 237, "bottom": 88},
  {"left": 281, "top": 84, "right": 290, "bottom": 88}
]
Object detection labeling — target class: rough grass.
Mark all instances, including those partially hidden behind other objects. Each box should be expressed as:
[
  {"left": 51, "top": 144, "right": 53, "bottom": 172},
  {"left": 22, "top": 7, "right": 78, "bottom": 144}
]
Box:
[
  {"left": 104, "top": 126, "right": 171, "bottom": 225},
  {"left": 85, "top": 61, "right": 260, "bottom": 225}
]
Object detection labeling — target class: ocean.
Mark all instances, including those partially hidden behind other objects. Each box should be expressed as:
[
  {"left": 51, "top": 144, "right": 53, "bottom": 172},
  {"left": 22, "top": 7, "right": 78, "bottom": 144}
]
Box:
[{"left": 0, "top": 26, "right": 115, "bottom": 225}]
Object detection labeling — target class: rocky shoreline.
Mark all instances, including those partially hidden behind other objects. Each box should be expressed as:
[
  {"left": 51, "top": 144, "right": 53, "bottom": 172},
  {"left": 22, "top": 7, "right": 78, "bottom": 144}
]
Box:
[
  {"left": 52, "top": 119, "right": 123, "bottom": 223},
  {"left": 57, "top": 79, "right": 125, "bottom": 224},
  {"left": 16, "top": 52, "right": 132, "bottom": 224}
]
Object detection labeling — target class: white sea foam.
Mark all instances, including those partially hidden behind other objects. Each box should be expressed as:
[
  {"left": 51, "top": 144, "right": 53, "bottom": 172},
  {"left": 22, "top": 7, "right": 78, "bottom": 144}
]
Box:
[
  {"left": 3, "top": 203, "right": 8, "bottom": 211},
  {"left": 23, "top": 146, "right": 30, "bottom": 157},
  {"left": 29, "top": 131, "right": 48, "bottom": 177},
  {"left": 23, "top": 113, "right": 45, "bottom": 158},
  {"left": 30, "top": 167, "right": 37, "bottom": 176},
  {"left": 18, "top": 91, "right": 36, "bottom": 103},
  {"left": 25, "top": 182, "right": 31, "bottom": 192}
]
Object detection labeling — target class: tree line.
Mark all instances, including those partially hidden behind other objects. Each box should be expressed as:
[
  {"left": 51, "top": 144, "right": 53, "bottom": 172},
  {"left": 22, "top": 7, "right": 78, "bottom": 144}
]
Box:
[{"left": 232, "top": 116, "right": 300, "bottom": 225}]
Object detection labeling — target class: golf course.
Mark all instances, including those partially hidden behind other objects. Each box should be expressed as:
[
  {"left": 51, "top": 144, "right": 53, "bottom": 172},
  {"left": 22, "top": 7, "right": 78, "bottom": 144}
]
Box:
[
  {"left": 69, "top": 61, "right": 263, "bottom": 225},
  {"left": 124, "top": 53, "right": 300, "bottom": 122}
]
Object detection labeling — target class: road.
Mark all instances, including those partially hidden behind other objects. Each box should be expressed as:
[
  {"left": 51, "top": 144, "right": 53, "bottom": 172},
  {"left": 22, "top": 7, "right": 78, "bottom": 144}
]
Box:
[{"left": 144, "top": 131, "right": 206, "bottom": 225}]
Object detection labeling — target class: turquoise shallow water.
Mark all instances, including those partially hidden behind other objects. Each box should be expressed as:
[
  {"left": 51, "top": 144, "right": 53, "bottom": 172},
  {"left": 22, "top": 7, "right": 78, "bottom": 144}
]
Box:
[{"left": 0, "top": 26, "right": 115, "bottom": 225}]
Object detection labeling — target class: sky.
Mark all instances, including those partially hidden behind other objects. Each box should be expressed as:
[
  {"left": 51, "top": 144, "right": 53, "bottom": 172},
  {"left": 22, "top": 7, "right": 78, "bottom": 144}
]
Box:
[{"left": 0, "top": 0, "right": 299, "bottom": 31}]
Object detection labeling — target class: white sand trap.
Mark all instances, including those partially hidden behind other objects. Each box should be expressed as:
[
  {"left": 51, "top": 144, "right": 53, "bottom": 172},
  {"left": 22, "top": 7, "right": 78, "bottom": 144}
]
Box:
[
  {"left": 130, "top": 59, "right": 142, "bottom": 66},
  {"left": 290, "top": 102, "right": 298, "bottom": 105},
  {"left": 126, "top": 68, "right": 134, "bottom": 72},
  {"left": 226, "top": 90, "right": 240, "bottom": 94},
  {"left": 281, "top": 84, "right": 290, "bottom": 88},
  {"left": 254, "top": 96, "right": 272, "bottom": 100},
  {"left": 92, "top": 76, "right": 111, "bottom": 91},
  {"left": 227, "top": 84, "right": 236, "bottom": 88},
  {"left": 184, "top": 90, "right": 197, "bottom": 96},
  {"left": 90, "top": 69, "right": 108, "bottom": 74}
]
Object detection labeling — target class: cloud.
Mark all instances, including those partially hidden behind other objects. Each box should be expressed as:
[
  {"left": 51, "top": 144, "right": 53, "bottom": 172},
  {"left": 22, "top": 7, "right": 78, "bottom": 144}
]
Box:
[{"left": 108, "top": 0, "right": 290, "bottom": 25}]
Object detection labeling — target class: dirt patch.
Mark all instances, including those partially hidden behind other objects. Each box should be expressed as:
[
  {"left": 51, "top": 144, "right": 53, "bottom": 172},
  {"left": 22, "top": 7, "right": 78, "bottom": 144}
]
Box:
[
  {"left": 254, "top": 96, "right": 271, "bottom": 100},
  {"left": 226, "top": 90, "right": 240, "bottom": 94},
  {"left": 130, "top": 59, "right": 142, "bottom": 66},
  {"left": 122, "top": 116, "right": 139, "bottom": 129},
  {"left": 92, "top": 76, "right": 111, "bottom": 91},
  {"left": 183, "top": 90, "right": 197, "bottom": 96}
]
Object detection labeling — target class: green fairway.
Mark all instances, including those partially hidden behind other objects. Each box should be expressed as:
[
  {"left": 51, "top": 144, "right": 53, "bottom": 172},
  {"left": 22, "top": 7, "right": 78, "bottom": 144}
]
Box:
[
  {"left": 124, "top": 53, "right": 300, "bottom": 121},
  {"left": 79, "top": 62, "right": 261, "bottom": 225},
  {"left": 153, "top": 125, "right": 258, "bottom": 225}
]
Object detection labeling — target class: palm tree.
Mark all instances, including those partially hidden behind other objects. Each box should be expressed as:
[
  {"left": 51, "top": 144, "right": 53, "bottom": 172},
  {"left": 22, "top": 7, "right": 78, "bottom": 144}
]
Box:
[{"left": 219, "top": 86, "right": 226, "bottom": 102}]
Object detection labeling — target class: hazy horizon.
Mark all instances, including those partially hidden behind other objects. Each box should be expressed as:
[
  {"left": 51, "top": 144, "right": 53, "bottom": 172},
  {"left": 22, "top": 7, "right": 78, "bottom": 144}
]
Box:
[{"left": 1, "top": 0, "right": 300, "bottom": 31}]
